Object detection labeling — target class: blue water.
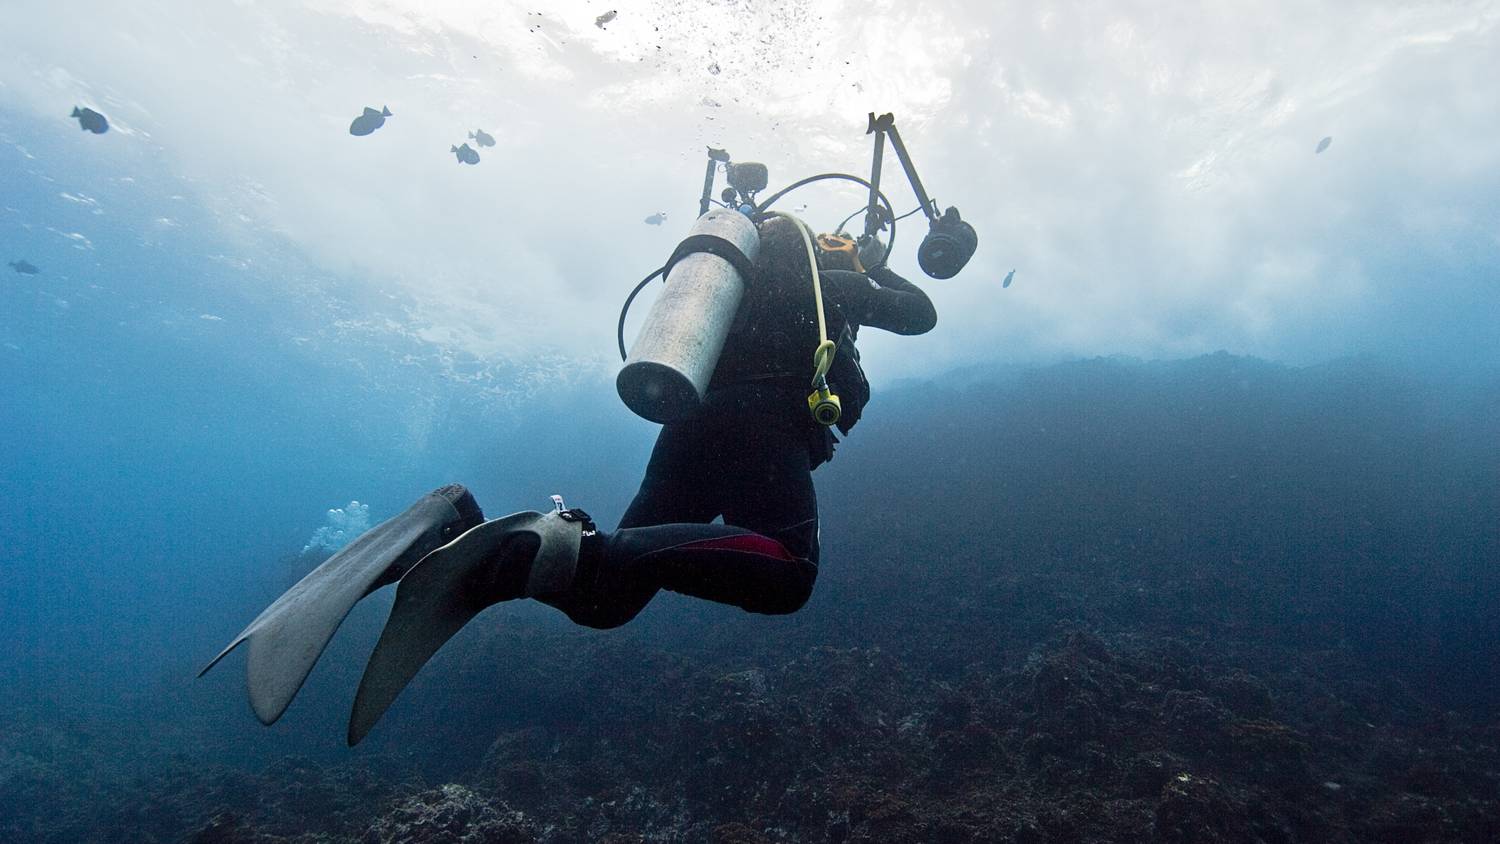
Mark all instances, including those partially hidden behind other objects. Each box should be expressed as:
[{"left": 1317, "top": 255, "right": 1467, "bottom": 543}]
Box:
[
  {"left": 0, "top": 106, "right": 652, "bottom": 741},
  {"left": 3, "top": 91, "right": 1498, "bottom": 734},
  {"left": 3, "top": 25, "right": 1500, "bottom": 834}
]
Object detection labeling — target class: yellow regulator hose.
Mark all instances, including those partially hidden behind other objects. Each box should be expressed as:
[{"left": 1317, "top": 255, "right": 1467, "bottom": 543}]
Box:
[{"left": 773, "top": 212, "right": 841, "bottom": 426}]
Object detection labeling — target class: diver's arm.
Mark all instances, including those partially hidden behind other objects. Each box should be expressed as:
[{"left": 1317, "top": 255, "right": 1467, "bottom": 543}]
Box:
[{"left": 856, "top": 266, "right": 937, "bottom": 335}]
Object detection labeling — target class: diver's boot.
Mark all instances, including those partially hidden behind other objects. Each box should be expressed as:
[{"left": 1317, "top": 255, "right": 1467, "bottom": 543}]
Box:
[
  {"left": 347, "top": 498, "right": 593, "bottom": 745},
  {"left": 199, "top": 485, "right": 484, "bottom": 725}
]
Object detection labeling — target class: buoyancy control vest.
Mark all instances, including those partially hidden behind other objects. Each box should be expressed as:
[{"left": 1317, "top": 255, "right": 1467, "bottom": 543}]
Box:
[{"left": 709, "top": 265, "right": 872, "bottom": 466}]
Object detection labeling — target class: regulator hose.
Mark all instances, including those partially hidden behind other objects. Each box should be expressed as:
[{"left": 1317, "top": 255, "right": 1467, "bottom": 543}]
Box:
[
  {"left": 617, "top": 266, "right": 666, "bottom": 361},
  {"left": 769, "top": 211, "right": 842, "bottom": 427},
  {"left": 755, "top": 173, "right": 899, "bottom": 270}
]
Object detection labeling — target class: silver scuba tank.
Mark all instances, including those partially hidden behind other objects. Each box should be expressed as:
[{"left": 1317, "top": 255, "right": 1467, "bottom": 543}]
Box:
[{"left": 617, "top": 209, "right": 760, "bottom": 423}]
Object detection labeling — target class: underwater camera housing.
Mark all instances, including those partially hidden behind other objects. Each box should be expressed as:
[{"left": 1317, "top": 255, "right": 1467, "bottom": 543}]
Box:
[
  {"left": 726, "top": 161, "right": 769, "bottom": 196},
  {"left": 918, "top": 206, "right": 978, "bottom": 280},
  {"left": 725, "top": 162, "right": 769, "bottom": 215}
]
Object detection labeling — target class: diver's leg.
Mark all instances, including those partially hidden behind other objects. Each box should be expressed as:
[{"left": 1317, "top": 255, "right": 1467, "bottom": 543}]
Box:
[
  {"left": 619, "top": 421, "right": 723, "bottom": 529},
  {"left": 549, "top": 418, "right": 818, "bottom": 625},
  {"left": 611, "top": 523, "right": 816, "bottom": 614},
  {"left": 536, "top": 525, "right": 656, "bottom": 629},
  {"left": 721, "top": 420, "right": 821, "bottom": 565},
  {"left": 700, "top": 420, "right": 821, "bottom": 612},
  {"left": 544, "top": 421, "right": 723, "bottom": 628},
  {"left": 545, "top": 518, "right": 816, "bottom": 628},
  {"left": 346, "top": 495, "right": 813, "bottom": 739}
]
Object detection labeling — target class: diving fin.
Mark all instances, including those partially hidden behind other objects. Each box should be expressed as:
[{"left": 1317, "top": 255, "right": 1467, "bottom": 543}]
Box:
[
  {"left": 199, "top": 485, "right": 483, "bottom": 725},
  {"left": 347, "top": 507, "right": 586, "bottom": 745}
]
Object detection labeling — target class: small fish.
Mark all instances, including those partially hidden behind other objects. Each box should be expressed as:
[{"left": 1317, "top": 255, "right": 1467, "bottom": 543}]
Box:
[
  {"left": 595, "top": 10, "right": 617, "bottom": 29},
  {"left": 71, "top": 106, "right": 108, "bottom": 134},
  {"left": 8, "top": 259, "right": 39, "bottom": 275},
  {"left": 644, "top": 212, "right": 666, "bottom": 226},
  {"left": 468, "top": 129, "right": 496, "bottom": 147},
  {"left": 451, "top": 143, "right": 480, "bottom": 165},
  {"left": 349, "top": 106, "right": 392, "bottom": 136},
  {"left": 1003, "top": 268, "right": 1015, "bottom": 288},
  {"left": 1315, "top": 136, "right": 1332, "bottom": 154}
]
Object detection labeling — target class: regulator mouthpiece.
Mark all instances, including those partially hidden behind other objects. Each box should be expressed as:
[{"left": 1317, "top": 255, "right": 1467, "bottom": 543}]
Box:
[{"left": 917, "top": 206, "right": 978, "bottom": 280}]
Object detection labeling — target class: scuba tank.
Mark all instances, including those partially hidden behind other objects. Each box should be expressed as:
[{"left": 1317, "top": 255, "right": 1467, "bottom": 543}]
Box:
[
  {"left": 617, "top": 118, "right": 975, "bottom": 425},
  {"left": 617, "top": 208, "right": 761, "bottom": 423}
]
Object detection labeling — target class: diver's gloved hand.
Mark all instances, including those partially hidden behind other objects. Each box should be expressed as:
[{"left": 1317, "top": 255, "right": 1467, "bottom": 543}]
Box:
[
  {"left": 815, "top": 233, "right": 863, "bottom": 272},
  {"left": 199, "top": 485, "right": 483, "bottom": 725}
]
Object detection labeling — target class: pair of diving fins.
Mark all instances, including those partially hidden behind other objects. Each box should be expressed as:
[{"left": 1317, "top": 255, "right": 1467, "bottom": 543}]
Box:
[{"left": 199, "top": 485, "right": 586, "bottom": 745}]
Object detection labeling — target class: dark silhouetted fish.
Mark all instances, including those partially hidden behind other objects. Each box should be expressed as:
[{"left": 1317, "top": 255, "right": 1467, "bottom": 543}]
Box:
[
  {"left": 644, "top": 212, "right": 666, "bottom": 225},
  {"left": 1316, "top": 136, "right": 1332, "bottom": 154},
  {"left": 451, "top": 143, "right": 480, "bottom": 165},
  {"left": 349, "top": 106, "right": 392, "bottom": 136},
  {"left": 71, "top": 106, "right": 108, "bottom": 134},
  {"left": 468, "top": 129, "right": 495, "bottom": 147},
  {"left": 1003, "top": 269, "right": 1015, "bottom": 288},
  {"left": 595, "top": 10, "right": 617, "bottom": 29},
  {"left": 9, "top": 259, "right": 39, "bottom": 275}
]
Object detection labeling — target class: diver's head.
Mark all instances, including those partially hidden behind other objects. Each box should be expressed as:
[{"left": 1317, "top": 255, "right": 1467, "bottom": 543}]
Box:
[{"left": 754, "top": 214, "right": 815, "bottom": 283}]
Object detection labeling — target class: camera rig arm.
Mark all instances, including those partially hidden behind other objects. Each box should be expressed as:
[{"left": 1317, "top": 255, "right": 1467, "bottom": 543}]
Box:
[
  {"left": 864, "top": 112, "right": 939, "bottom": 237},
  {"left": 699, "top": 147, "right": 732, "bottom": 216},
  {"left": 862, "top": 112, "right": 977, "bottom": 279}
]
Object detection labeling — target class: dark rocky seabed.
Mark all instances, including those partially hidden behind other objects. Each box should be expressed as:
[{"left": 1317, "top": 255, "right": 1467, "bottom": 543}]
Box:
[{"left": 3, "top": 354, "right": 1497, "bottom": 842}]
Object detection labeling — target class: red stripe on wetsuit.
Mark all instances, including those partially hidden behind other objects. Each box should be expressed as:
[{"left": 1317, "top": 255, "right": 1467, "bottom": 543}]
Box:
[{"left": 673, "top": 534, "right": 796, "bottom": 561}]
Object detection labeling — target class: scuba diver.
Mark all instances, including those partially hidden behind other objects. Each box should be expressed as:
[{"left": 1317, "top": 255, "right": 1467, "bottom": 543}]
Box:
[
  {"left": 203, "top": 115, "right": 975, "bottom": 745},
  {"left": 565, "top": 213, "right": 936, "bottom": 629}
]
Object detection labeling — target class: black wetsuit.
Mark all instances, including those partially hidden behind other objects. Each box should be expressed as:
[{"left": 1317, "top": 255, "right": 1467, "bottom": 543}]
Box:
[{"left": 547, "top": 265, "right": 935, "bottom": 629}]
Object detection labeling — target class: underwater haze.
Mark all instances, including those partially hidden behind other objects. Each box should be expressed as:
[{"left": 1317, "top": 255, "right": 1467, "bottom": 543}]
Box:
[{"left": 3, "top": 2, "right": 1499, "bottom": 842}]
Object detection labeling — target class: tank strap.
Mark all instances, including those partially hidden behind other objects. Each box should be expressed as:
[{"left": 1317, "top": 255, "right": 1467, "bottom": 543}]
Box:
[
  {"left": 728, "top": 371, "right": 803, "bottom": 384},
  {"left": 663, "top": 233, "right": 758, "bottom": 285}
]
